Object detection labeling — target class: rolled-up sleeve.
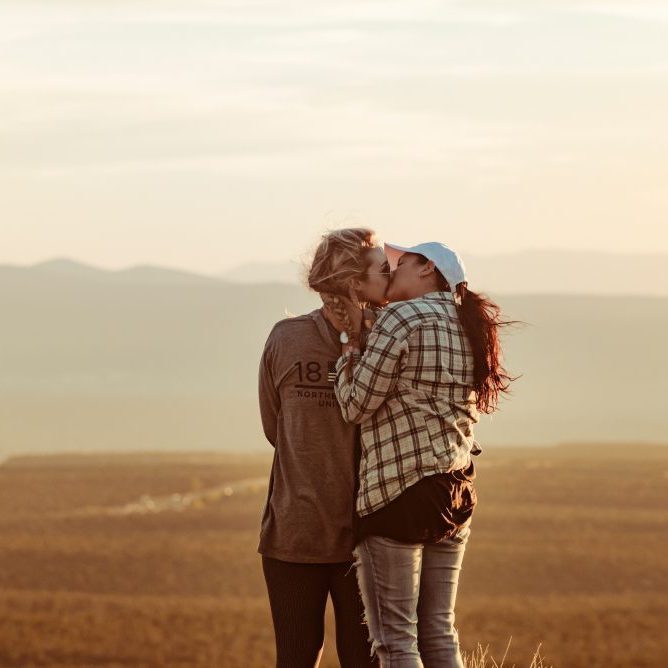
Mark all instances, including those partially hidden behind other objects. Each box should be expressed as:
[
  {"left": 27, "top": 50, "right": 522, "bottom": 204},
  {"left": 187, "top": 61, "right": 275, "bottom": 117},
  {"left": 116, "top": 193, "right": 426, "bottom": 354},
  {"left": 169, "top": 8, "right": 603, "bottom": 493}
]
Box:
[{"left": 334, "top": 328, "right": 408, "bottom": 424}]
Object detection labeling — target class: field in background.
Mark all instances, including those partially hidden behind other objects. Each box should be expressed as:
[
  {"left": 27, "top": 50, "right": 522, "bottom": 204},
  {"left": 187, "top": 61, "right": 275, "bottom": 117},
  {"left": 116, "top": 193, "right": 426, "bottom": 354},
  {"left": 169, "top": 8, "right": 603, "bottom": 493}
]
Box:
[{"left": 0, "top": 444, "right": 666, "bottom": 667}]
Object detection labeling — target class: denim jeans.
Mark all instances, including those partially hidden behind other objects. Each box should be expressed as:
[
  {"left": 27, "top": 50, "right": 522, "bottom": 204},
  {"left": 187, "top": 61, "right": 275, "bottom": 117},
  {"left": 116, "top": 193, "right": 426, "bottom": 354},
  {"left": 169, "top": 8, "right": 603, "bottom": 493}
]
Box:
[{"left": 353, "top": 525, "right": 471, "bottom": 668}]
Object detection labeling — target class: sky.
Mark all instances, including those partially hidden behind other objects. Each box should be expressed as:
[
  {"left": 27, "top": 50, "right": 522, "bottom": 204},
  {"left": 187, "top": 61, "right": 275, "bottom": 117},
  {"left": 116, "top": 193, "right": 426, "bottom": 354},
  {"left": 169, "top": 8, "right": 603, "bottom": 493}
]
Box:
[{"left": 2, "top": 0, "right": 668, "bottom": 274}]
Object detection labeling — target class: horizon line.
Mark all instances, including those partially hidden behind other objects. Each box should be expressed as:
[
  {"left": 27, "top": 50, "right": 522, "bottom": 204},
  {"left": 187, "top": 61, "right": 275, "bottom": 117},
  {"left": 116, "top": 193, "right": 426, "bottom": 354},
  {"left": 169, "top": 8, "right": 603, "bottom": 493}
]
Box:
[{"left": 2, "top": 247, "right": 668, "bottom": 278}]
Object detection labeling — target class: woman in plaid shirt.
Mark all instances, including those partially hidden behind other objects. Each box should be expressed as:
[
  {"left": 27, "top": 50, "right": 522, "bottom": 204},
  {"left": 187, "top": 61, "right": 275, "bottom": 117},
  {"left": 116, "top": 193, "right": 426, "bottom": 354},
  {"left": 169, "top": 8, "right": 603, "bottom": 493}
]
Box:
[{"left": 324, "top": 241, "right": 513, "bottom": 668}]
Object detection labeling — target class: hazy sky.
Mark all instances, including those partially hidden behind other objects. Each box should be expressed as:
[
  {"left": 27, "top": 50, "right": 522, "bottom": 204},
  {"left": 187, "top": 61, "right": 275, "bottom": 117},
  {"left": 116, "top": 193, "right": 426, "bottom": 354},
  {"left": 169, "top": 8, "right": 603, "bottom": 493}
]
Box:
[{"left": 2, "top": 1, "right": 668, "bottom": 273}]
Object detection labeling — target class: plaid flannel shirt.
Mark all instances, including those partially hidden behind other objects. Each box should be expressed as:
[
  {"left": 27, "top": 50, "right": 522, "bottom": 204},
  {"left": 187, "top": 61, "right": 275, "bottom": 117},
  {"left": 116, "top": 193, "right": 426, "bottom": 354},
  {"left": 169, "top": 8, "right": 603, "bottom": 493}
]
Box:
[{"left": 334, "top": 291, "right": 481, "bottom": 517}]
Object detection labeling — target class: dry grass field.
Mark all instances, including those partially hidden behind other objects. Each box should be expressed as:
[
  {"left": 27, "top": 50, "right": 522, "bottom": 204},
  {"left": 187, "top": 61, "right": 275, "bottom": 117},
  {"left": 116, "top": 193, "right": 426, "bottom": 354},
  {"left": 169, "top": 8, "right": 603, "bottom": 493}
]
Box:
[{"left": 0, "top": 444, "right": 666, "bottom": 667}]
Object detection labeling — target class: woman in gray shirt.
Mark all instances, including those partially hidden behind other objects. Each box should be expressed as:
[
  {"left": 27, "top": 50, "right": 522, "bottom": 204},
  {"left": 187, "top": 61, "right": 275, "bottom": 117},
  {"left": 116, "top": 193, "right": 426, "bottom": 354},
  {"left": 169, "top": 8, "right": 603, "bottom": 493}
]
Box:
[{"left": 258, "top": 228, "right": 390, "bottom": 668}]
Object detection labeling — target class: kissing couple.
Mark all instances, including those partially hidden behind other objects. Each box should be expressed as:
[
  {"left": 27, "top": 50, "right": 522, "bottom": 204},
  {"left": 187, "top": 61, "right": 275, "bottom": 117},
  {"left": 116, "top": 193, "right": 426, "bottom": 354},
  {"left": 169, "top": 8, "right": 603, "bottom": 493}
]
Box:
[{"left": 258, "top": 228, "right": 512, "bottom": 668}]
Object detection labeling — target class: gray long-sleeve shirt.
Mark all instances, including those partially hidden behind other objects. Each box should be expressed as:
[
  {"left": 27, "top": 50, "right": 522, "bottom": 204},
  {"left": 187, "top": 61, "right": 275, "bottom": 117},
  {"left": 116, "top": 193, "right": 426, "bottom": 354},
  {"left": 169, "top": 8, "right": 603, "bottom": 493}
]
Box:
[{"left": 257, "top": 308, "right": 360, "bottom": 563}]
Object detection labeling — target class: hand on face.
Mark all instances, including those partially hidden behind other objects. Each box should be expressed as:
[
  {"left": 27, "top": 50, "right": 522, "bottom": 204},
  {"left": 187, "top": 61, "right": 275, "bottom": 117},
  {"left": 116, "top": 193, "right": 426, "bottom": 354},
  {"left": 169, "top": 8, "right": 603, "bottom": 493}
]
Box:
[
  {"left": 321, "top": 293, "right": 346, "bottom": 332},
  {"left": 321, "top": 286, "right": 363, "bottom": 333}
]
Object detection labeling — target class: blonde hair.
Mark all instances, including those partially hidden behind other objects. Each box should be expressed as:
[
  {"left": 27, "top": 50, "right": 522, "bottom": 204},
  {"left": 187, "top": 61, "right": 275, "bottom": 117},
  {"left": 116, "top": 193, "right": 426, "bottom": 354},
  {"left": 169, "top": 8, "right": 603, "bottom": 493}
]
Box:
[{"left": 307, "top": 228, "right": 376, "bottom": 297}]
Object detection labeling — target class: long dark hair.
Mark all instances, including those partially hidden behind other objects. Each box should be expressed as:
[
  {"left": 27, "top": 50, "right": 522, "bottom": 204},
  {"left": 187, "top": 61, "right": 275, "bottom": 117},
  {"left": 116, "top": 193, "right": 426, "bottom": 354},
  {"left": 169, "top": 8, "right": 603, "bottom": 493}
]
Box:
[{"left": 415, "top": 255, "right": 516, "bottom": 413}]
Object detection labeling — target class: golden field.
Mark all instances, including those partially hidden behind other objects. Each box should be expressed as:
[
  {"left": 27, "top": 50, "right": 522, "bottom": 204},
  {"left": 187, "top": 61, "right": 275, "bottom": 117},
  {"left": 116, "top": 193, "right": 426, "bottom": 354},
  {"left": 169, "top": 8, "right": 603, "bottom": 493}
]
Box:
[{"left": 0, "top": 444, "right": 666, "bottom": 667}]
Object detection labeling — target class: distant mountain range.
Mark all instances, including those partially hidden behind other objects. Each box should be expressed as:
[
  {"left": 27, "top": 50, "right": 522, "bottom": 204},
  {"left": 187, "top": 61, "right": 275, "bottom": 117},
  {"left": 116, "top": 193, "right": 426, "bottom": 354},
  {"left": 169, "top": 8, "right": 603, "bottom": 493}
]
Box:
[
  {"left": 221, "top": 250, "right": 668, "bottom": 296},
  {"left": 2, "top": 250, "right": 666, "bottom": 294},
  {"left": 1, "top": 258, "right": 220, "bottom": 286},
  {"left": 1, "top": 262, "right": 666, "bottom": 458}
]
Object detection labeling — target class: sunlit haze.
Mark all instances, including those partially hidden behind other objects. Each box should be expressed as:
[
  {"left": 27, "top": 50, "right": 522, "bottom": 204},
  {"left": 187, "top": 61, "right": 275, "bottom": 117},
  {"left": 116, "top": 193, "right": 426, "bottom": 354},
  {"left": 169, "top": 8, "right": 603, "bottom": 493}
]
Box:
[{"left": 2, "top": 1, "right": 668, "bottom": 274}]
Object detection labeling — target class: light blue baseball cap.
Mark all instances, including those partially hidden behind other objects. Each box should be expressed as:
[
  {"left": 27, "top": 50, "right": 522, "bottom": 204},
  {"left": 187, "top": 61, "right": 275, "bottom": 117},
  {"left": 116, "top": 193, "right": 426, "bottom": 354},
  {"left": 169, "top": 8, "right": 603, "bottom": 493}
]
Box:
[{"left": 384, "top": 241, "right": 468, "bottom": 294}]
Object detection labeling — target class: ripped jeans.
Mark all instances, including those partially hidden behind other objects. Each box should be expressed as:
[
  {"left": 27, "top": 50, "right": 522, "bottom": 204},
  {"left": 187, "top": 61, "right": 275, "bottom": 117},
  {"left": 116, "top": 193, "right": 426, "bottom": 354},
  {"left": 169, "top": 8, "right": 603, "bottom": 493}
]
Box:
[{"left": 353, "top": 525, "right": 470, "bottom": 668}]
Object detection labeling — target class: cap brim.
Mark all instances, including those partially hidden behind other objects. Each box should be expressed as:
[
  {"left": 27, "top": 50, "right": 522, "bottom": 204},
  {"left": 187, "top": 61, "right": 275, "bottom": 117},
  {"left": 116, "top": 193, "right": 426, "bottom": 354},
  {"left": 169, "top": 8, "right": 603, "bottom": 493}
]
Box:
[{"left": 383, "top": 242, "right": 415, "bottom": 271}]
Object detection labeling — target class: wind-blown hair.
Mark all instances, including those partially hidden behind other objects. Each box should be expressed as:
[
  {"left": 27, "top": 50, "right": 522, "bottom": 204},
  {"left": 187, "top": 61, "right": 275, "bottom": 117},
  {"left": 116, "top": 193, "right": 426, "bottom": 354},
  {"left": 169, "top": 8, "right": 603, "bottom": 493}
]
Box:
[
  {"left": 307, "top": 228, "right": 377, "bottom": 297},
  {"left": 414, "top": 254, "right": 516, "bottom": 414}
]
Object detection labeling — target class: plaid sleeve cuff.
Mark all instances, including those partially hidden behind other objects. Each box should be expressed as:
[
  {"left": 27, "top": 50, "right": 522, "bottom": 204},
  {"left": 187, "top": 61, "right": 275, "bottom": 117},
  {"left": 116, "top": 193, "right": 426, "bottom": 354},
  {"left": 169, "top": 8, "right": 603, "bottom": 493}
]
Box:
[
  {"left": 335, "top": 351, "right": 360, "bottom": 388},
  {"left": 335, "top": 350, "right": 360, "bottom": 374},
  {"left": 335, "top": 355, "right": 347, "bottom": 374},
  {"left": 334, "top": 350, "right": 361, "bottom": 404}
]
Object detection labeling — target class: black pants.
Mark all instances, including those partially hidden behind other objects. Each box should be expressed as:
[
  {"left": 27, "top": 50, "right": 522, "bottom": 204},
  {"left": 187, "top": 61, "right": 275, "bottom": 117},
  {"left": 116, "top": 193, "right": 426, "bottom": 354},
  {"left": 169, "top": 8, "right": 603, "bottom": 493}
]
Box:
[{"left": 262, "top": 556, "right": 378, "bottom": 668}]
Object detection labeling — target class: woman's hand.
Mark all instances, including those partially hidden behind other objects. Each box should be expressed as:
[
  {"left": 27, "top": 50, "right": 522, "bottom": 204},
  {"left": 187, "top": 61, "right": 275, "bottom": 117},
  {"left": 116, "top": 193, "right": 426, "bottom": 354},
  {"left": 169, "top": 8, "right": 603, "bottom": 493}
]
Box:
[
  {"left": 320, "top": 294, "right": 346, "bottom": 332},
  {"left": 321, "top": 286, "right": 363, "bottom": 334},
  {"left": 321, "top": 294, "right": 346, "bottom": 333}
]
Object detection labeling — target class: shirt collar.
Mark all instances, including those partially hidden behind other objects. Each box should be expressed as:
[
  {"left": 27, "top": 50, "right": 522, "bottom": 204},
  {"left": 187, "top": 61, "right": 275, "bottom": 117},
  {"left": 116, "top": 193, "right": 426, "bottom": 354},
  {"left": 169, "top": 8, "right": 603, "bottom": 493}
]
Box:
[{"left": 423, "top": 291, "right": 455, "bottom": 302}]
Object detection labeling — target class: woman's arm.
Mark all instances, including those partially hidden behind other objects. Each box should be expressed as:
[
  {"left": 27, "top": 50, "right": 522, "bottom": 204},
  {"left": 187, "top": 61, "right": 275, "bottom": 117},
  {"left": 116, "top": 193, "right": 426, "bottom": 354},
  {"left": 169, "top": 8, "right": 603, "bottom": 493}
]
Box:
[
  {"left": 258, "top": 338, "right": 280, "bottom": 447},
  {"left": 322, "top": 292, "right": 406, "bottom": 423},
  {"left": 333, "top": 326, "right": 408, "bottom": 424}
]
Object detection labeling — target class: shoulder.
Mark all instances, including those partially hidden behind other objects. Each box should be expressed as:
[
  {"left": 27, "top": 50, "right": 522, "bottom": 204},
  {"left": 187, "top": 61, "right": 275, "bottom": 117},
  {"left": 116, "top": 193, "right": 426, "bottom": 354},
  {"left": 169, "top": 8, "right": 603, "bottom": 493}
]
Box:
[
  {"left": 267, "top": 311, "right": 315, "bottom": 336},
  {"left": 264, "top": 310, "right": 320, "bottom": 347},
  {"left": 374, "top": 298, "right": 440, "bottom": 337}
]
